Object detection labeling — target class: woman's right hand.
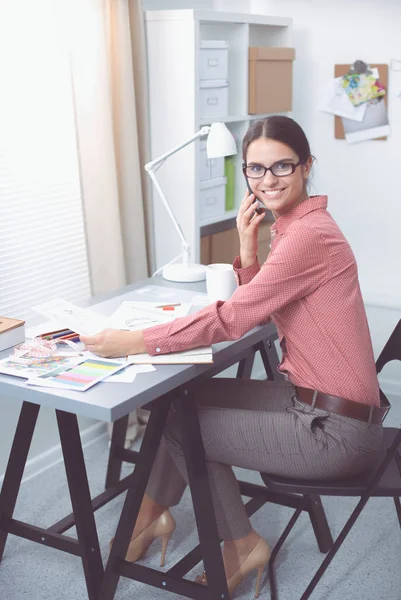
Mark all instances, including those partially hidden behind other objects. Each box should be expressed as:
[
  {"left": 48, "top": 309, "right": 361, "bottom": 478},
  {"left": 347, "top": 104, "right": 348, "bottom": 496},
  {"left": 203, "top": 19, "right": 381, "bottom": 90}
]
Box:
[{"left": 236, "top": 190, "right": 265, "bottom": 268}]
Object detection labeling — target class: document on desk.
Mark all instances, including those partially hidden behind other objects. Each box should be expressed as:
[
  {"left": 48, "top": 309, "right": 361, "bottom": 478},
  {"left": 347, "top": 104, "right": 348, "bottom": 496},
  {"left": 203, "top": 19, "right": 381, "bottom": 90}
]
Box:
[
  {"left": 0, "top": 354, "right": 82, "bottom": 379},
  {"left": 33, "top": 299, "right": 110, "bottom": 335},
  {"left": 110, "top": 301, "right": 192, "bottom": 331},
  {"left": 27, "top": 357, "right": 126, "bottom": 391},
  {"left": 127, "top": 346, "right": 213, "bottom": 365},
  {"left": 105, "top": 363, "right": 156, "bottom": 383}
]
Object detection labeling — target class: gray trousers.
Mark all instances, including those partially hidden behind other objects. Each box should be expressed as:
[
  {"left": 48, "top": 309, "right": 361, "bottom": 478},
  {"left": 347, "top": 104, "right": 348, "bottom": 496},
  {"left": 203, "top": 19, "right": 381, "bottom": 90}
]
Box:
[{"left": 146, "top": 379, "right": 383, "bottom": 540}]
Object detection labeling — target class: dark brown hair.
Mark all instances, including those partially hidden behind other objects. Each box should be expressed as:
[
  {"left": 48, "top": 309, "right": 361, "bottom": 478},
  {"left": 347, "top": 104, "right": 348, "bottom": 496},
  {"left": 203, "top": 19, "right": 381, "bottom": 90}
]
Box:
[{"left": 242, "top": 116, "right": 312, "bottom": 164}]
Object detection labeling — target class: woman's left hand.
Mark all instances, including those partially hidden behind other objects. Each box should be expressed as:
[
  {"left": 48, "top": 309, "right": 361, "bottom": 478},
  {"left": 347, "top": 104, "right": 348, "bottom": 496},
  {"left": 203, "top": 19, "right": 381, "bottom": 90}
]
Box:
[{"left": 80, "top": 329, "right": 145, "bottom": 358}]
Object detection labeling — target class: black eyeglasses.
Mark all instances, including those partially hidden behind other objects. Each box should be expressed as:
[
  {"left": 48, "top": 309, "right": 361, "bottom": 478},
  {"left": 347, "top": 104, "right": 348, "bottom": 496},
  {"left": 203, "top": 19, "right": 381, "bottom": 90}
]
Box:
[{"left": 242, "top": 161, "right": 303, "bottom": 178}]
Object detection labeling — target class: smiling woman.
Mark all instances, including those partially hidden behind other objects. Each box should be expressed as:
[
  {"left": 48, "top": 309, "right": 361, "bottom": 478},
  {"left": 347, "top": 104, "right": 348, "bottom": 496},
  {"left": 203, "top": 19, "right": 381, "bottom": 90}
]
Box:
[
  {"left": 81, "top": 116, "right": 384, "bottom": 597},
  {"left": 242, "top": 116, "right": 314, "bottom": 219}
]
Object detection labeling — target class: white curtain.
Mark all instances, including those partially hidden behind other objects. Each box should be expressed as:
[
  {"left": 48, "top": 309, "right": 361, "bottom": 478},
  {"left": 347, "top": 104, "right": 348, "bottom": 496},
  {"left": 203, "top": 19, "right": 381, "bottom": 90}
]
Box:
[{"left": 68, "top": 0, "right": 149, "bottom": 295}]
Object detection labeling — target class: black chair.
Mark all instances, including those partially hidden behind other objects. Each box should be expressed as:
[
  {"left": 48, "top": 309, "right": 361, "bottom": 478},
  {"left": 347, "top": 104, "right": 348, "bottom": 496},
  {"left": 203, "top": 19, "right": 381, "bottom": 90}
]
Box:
[{"left": 261, "top": 319, "right": 401, "bottom": 600}]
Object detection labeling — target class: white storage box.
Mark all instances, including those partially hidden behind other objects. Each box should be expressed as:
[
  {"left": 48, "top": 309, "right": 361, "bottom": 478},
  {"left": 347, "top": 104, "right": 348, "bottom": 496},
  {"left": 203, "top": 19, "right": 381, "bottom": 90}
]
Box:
[
  {"left": 199, "top": 141, "right": 225, "bottom": 182},
  {"left": 200, "top": 40, "right": 228, "bottom": 81},
  {"left": 199, "top": 79, "right": 228, "bottom": 119},
  {"left": 200, "top": 177, "right": 227, "bottom": 222}
]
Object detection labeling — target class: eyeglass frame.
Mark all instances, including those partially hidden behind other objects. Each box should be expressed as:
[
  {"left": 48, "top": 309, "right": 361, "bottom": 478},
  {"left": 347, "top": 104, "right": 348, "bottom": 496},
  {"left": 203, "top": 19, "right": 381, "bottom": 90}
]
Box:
[{"left": 242, "top": 160, "right": 304, "bottom": 179}]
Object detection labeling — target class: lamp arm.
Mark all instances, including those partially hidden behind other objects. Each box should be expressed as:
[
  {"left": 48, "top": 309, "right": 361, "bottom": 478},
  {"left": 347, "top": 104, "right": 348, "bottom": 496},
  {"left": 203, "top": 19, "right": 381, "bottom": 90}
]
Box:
[
  {"left": 146, "top": 168, "right": 189, "bottom": 254},
  {"left": 144, "top": 126, "right": 210, "bottom": 267},
  {"left": 144, "top": 126, "right": 210, "bottom": 171}
]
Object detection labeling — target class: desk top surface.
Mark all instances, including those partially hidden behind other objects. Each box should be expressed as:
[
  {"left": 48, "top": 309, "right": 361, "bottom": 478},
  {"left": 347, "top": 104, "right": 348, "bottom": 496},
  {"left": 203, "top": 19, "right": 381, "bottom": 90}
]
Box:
[{"left": 0, "top": 278, "right": 275, "bottom": 422}]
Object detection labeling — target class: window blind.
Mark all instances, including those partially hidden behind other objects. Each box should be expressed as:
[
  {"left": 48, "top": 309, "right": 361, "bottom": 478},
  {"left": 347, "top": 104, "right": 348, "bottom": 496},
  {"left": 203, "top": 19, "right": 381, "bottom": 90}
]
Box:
[{"left": 0, "top": 1, "right": 91, "bottom": 321}]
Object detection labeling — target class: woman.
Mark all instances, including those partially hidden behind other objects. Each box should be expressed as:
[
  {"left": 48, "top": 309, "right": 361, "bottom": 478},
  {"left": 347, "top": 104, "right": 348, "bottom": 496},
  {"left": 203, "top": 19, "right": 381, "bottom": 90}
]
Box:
[{"left": 81, "top": 116, "right": 383, "bottom": 598}]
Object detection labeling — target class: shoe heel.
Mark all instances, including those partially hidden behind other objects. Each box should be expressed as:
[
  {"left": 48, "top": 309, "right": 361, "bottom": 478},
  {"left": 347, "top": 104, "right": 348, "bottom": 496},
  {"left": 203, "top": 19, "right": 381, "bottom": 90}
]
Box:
[
  {"left": 254, "top": 564, "right": 264, "bottom": 598},
  {"left": 160, "top": 532, "right": 173, "bottom": 567}
]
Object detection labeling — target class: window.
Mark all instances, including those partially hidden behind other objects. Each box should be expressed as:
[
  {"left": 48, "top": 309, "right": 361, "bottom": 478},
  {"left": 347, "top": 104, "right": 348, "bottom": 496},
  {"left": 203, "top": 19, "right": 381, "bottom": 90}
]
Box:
[{"left": 0, "top": 1, "right": 91, "bottom": 321}]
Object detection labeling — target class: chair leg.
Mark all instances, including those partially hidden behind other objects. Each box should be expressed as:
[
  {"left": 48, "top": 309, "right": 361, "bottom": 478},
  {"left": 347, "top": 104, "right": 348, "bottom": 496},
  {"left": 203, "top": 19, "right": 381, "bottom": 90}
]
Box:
[
  {"left": 300, "top": 496, "right": 370, "bottom": 599},
  {"left": 394, "top": 497, "right": 401, "bottom": 528},
  {"left": 306, "top": 495, "right": 333, "bottom": 553},
  {"left": 269, "top": 499, "right": 307, "bottom": 600}
]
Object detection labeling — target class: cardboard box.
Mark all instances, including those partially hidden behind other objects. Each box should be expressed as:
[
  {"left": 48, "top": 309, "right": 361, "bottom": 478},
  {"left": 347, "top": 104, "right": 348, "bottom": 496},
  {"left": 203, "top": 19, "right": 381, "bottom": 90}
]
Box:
[
  {"left": 0, "top": 317, "right": 25, "bottom": 352},
  {"left": 248, "top": 47, "right": 295, "bottom": 114}
]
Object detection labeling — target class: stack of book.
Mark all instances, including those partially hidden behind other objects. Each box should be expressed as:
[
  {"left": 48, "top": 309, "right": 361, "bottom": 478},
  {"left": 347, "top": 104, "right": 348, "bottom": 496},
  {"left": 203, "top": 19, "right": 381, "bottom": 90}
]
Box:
[{"left": 0, "top": 317, "right": 25, "bottom": 352}]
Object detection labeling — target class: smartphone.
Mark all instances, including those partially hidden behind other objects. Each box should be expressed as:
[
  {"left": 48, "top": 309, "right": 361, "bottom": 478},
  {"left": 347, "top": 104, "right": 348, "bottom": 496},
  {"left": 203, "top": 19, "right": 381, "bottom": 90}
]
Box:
[{"left": 245, "top": 178, "right": 265, "bottom": 215}]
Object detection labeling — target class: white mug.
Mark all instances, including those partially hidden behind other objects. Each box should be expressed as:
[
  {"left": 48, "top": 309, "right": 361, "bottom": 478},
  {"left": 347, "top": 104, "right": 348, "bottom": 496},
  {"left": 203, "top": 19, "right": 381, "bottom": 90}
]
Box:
[{"left": 206, "top": 263, "right": 237, "bottom": 302}]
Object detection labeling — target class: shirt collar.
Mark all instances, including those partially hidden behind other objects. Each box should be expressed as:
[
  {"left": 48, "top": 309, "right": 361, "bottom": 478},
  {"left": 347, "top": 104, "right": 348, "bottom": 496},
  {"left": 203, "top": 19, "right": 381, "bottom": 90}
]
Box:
[{"left": 270, "top": 195, "right": 328, "bottom": 236}]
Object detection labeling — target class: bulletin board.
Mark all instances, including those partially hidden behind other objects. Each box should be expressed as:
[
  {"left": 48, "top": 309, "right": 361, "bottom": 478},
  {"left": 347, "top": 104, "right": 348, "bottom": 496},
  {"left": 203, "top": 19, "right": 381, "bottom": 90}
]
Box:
[{"left": 334, "top": 64, "right": 389, "bottom": 140}]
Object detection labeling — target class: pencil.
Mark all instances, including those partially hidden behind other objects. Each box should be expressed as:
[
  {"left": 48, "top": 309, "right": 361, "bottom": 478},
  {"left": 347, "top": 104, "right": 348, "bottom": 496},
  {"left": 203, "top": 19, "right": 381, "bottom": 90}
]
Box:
[{"left": 155, "top": 303, "right": 181, "bottom": 310}]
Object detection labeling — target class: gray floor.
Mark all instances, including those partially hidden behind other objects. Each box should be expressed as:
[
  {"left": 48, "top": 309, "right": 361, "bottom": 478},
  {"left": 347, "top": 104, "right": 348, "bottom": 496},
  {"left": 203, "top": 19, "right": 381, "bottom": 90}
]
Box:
[{"left": 1, "top": 431, "right": 401, "bottom": 600}]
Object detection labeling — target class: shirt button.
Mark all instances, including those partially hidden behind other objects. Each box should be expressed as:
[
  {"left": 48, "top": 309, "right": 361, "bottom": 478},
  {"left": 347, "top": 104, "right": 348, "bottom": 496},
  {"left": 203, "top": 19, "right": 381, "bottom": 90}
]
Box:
[{"left": 156, "top": 347, "right": 161, "bottom": 353}]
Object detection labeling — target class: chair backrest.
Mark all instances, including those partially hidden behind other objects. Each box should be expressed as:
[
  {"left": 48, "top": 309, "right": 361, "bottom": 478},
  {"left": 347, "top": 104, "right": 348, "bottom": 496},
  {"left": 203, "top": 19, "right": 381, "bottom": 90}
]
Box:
[{"left": 376, "top": 319, "right": 401, "bottom": 374}]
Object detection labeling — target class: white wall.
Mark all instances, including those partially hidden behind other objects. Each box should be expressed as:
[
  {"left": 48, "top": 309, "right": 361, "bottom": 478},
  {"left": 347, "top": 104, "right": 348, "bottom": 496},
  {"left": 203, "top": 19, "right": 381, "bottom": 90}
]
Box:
[
  {"left": 0, "top": 396, "right": 102, "bottom": 481},
  {"left": 250, "top": 0, "right": 401, "bottom": 311}
]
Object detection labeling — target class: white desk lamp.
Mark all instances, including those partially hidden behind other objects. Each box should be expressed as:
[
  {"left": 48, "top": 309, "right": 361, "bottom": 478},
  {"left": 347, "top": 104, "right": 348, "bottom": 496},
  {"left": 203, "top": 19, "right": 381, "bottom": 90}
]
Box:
[{"left": 145, "top": 122, "right": 237, "bottom": 283}]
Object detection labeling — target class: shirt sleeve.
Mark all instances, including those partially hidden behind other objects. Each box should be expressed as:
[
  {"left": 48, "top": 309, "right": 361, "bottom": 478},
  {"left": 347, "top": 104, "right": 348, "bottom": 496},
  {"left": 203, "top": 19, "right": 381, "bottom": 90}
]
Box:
[
  {"left": 232, "top": 256, "right": 261, "bottom": 285},
  {"left": 143, "top": 223, "right": 330, "bottom": 355}
]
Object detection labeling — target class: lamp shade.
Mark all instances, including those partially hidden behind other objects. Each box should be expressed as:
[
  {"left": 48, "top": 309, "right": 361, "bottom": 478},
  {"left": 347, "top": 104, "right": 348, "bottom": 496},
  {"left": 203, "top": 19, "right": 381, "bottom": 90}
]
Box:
[{"left": 206, "top": 122, "right": 237, "bottom": 159}]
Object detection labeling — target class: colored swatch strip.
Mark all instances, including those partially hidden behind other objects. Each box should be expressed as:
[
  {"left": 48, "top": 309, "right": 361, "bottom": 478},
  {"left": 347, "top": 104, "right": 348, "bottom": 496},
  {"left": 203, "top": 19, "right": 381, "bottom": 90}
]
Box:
[{"left": 47, "top": 359, "right": 119, "bottom": 389}]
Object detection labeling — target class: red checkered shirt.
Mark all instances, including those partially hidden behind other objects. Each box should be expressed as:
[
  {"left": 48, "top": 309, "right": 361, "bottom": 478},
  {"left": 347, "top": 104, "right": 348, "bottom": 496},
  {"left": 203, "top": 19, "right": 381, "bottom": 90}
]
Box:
[{"left": 144, "top": 196, "right": 380, "bottom": 406}]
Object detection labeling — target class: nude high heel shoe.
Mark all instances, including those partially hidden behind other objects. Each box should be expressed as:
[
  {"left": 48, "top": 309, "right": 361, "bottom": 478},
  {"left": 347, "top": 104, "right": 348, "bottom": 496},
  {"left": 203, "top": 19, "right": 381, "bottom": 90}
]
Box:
[
  {"left": 197, "top": 537, "right": 271, "bottom": 598},
  {"left": 109, "top": 509, "right": 176, "bottom": 567}
]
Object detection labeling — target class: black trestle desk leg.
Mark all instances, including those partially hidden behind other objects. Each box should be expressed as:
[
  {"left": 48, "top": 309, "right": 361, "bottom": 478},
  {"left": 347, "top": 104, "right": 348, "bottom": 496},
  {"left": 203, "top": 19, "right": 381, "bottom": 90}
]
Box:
[
  {"left": 258, "top": 339, "right": 283, "bottom": 381},
  {"left": 175, "top": 387, "right": 230, "bottom": 600},
  {"left": 236, "top": 351, "right": 255, "bottom": 379},
  {"left": 0, "top": 401, "right": 40, "bottom": 561},
  {"left": 98, "top": 393, "right": 173, "bottom": 600},
  {"left": 56, "top": 410, "right": 104, "bottom": 600},
  {"left": 105, "top": 415, "right": 129, "bottom": 489}
]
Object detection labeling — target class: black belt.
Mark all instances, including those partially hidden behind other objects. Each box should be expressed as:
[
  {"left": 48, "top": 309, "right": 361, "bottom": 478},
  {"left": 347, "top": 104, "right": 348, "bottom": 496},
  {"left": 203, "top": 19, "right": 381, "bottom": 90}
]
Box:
[{"left": 295, "top": 386, "right": 390, "bottom": 424}]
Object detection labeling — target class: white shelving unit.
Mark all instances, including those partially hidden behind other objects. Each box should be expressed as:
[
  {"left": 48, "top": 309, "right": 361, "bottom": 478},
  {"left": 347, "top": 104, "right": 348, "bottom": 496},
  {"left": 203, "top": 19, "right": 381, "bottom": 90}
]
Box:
[{"left": 145, "top": 9, "right": 293, "bottom": 270}]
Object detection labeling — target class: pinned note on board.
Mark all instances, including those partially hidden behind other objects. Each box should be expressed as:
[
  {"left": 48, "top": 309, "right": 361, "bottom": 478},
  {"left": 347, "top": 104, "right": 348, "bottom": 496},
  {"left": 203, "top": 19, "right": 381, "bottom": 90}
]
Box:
[{"left": 334, "top": 63, "right": 389, "bottom": 141}]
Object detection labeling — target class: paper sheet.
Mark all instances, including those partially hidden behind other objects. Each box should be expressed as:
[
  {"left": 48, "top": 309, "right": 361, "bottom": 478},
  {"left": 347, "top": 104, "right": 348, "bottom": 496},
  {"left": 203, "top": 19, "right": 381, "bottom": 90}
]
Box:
[
  {"left": 110, "top": 301, "right": 192, "bottom": 331},
  {"left": 191, "top": 295, "right": 211, "bottom": 306},
  {"left": 127, "top": 346, "right": 213, "bottom": 365},
  {"left": 320, "top": 77, "right": 368, "bottom": 121},
  {"left": 0, "top": 354, "right": 82, "bottom": 379},
  {"left": 27, "top": 357, "right": 126, "bottom": 391},
  {"left": 342, "top": 98, "right": 390, "bottom": 143},
  {"left": 105, "top": 364, "right": 156, "bottom": 383},
  {"left": 133, "top": 284, "right": 207, "bottom": 303},
  {"left": 33, "top": 299, "right": 110, "bottom": 336}
]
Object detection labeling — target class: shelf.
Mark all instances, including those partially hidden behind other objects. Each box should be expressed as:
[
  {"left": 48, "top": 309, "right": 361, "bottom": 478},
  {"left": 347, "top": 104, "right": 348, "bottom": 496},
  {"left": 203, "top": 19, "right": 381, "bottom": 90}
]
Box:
[
  {"left": 146, "top": 8, "right": 292, "bottom": 269},
  {"left": 146, "top": 10, "right": 291, "bottom": 28},
  {"left": 200, "top": 209, "right": 238, "bottom": 228},
  {"left": 199, "top": 112, "right": 291, "bottom": 126},
  {"left": 200, "top": 209, "right": 274, "bottom": 237}
]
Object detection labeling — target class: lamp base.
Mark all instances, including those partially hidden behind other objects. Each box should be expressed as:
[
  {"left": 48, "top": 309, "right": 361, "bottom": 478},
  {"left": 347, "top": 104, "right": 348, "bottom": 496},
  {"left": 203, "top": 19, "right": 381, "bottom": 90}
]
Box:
[{"left": 162, "top": 263, "right": 206, "bottom": 283}]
